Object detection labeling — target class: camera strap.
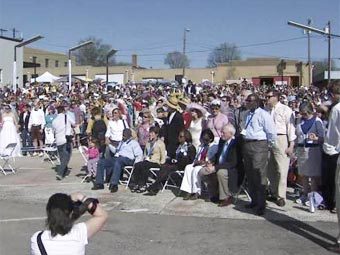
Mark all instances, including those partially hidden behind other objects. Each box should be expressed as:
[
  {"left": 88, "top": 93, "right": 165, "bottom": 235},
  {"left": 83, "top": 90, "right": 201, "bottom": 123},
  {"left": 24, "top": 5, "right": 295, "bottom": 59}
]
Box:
[{"left": 37, "top": 231, "right": 48, "bottom": 255}]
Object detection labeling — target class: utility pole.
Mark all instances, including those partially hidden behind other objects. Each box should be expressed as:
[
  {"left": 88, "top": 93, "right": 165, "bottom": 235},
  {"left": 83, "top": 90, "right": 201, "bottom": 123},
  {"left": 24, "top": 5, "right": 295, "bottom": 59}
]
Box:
[
  {"left": 33, "top": 56, "right": 37, "bottom": 84},
  {"left": 182, "top": 28, "right": 190, "bottom": 78},
  {"left": 12, "top": 28, "right": 19, "bottom": 39},
  {"left": 287, "top": 20, "right": 340, "bottom": 87},
  {"left": 327, "top": 21, "right": 331, "bottom": 87},
  {"left": 307, "top": 19, "right": 312, "bottom": 86}
]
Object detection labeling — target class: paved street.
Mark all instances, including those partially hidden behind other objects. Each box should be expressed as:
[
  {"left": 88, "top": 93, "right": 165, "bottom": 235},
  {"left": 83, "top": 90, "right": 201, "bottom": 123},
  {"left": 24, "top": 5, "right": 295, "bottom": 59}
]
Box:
[{"left": 0, "top": 150, "right": 337, "bottom": 254}]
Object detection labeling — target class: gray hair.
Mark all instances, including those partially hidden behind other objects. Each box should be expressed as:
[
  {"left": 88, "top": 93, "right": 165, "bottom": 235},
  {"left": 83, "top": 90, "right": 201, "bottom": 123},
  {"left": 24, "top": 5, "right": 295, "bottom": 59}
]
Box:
[{"left": 223, "top": 123, "right": 236, "bottom": 136}]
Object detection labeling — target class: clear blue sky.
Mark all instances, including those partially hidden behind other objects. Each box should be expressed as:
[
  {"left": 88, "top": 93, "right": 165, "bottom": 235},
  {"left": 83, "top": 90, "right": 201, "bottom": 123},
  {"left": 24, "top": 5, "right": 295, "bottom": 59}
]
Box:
[{"left": 1, "top": 0, "right": 340, "bottom": 68}]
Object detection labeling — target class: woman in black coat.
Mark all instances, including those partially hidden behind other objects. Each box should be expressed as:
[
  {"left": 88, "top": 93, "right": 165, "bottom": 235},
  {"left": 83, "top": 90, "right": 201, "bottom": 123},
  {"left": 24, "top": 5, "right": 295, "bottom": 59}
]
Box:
[{"left": 145, "top": 129, "right": 196, "bottom": 195}]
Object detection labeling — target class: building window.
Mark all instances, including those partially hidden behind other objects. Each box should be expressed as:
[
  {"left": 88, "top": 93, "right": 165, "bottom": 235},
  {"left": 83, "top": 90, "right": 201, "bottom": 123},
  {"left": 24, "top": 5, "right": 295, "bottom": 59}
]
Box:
[
  {"left": 45, "top": 59, "right": 49, "bottom": 68},
  {"left": 55, "top": 60, "right": 59, "bottom": 68},
  {"left": 64, "top": 62, "right": 67, "bottom": 67}
]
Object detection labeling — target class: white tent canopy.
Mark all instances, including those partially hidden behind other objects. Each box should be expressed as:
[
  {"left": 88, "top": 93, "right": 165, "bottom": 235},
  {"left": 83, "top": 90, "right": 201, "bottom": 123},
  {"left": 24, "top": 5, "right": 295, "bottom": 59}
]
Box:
[{"left": 31, "top": 71, "right": 60, "bottom": 83}]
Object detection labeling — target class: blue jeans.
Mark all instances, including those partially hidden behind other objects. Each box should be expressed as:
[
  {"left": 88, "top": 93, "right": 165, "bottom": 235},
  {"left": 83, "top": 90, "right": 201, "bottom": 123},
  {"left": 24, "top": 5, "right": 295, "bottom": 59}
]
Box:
[
  {"left": 95, "top": 156, "right": 134, "bottom": 185},
  {"left": 57, "top": 143, "right": 71, "bottom": 177}
]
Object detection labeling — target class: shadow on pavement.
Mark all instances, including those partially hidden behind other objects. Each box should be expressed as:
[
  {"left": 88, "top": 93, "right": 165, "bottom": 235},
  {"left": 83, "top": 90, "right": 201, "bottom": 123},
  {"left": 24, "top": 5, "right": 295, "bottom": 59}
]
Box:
[{"left": 234, "top": 203, "right": 336, "bottom": 252}]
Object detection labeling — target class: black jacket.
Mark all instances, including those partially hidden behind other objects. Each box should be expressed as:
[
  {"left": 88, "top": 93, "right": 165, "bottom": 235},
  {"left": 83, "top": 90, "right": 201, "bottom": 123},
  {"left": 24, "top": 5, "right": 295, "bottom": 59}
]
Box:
[
  {"left": 174, "top": 143, "right": 196, "bottom": 171},
  {"left": 19, "top": 111, "right": 30, "bottom": 132},
  {"left": 164, "top": 111, "right": 184, "bottom": 159},
  {"left": 213, "top": 138, "right": 238, "bottom": 171}
]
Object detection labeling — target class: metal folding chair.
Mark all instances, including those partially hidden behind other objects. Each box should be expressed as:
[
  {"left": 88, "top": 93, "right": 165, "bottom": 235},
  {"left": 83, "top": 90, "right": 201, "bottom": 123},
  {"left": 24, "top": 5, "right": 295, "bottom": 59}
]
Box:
[
  {"left": 41, "top": 142, "right": 60, "bottom": 165},
  {"left": 234, "top": 177, "right": 251, "bottom": 203},
  {"left": 78, "top": 146, "right": 91, "bottom": 183},
  {"left": 161, "top": 170, "right": 184, "bottom": 192},
  {"left": 0, "top": 143, "right": 17, "bottom": 175}
]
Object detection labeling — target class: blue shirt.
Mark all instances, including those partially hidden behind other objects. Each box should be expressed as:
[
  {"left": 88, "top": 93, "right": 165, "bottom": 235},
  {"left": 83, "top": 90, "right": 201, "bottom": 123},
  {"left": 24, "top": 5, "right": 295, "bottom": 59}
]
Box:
[
  {"left": 116, "top": 139, "right": 143, "bottom": 162},
  {"left": 244, "top": 108, "right": 277, "bottom": 143}
]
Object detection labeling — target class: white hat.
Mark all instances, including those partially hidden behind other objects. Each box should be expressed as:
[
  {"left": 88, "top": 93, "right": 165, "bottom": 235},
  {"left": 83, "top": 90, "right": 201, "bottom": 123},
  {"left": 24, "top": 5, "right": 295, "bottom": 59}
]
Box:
[{"left": 210, "top": 99, "right": 221, "bottom": 106}]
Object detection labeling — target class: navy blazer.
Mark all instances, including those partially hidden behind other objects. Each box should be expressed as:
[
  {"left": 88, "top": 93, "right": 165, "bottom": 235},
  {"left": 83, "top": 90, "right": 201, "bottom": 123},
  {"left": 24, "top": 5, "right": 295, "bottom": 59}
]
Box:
[{"left": 213, "top": 138, "right": 238, "bottom": 171}]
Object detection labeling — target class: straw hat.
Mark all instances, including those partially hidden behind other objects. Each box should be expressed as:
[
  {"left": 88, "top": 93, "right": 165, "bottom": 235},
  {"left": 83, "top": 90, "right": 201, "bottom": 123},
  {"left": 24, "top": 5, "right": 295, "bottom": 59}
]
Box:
[{"left": 166, "top": 96, "right": 181, "bottom": 111}]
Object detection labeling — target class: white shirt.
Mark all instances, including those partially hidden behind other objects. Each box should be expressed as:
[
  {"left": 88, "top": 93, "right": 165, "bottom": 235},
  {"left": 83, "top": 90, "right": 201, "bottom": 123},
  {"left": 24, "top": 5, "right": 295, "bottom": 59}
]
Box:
[
  {"left": 323, "top": 102, "right": 340, "bottom": 156},
  {"left": 52, "top": 113, "right": 75, "bottom": 146},
  {"left": 168, "top": 111, "right": 176, "bottom": 124},
  {"left": 30, "top": 222, "right": 88, "bottom": 255},
  {"left": 105, "top": 119, "right": 128, "bottom": 141},
  {"left": 28, "top": 108, "right": 46, "bottom": 130}
]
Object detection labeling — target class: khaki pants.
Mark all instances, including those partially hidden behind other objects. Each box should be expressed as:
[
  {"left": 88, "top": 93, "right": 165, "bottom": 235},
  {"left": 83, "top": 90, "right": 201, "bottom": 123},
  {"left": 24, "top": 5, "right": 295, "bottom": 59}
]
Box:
[
  {"left": 267, "top": 135, "right": 290, "bottom": 200},
  {"left": 335, "top": 160, "right": 340, "bottom": 243}
]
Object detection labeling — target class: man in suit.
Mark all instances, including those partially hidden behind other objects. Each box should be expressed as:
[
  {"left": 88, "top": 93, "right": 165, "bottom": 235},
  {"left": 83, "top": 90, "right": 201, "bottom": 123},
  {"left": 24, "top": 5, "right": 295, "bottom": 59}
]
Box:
[
  {"left": 164, "top": 96, "right": 184, "bottom": 160},
  {"left": 202, "top": 124, "right": 238, "bottom": 207},
  {"left": 19, "top": 104, "right": 32, "bottom": 156}
]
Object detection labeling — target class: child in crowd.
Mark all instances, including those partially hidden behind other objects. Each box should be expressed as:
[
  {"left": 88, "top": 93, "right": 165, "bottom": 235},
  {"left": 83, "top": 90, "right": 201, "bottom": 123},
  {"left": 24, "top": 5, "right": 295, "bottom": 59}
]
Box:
[{"left": 85, "top": 139, "right": 100, "bottom": 177}]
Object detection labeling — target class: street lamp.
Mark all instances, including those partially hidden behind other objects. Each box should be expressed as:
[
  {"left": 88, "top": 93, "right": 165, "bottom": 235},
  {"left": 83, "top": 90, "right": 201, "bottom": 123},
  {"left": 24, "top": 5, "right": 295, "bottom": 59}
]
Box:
[
  {"left": 182, "top": 28, "right": 190, "bottom": 78},
  {"left": 211, "top": 70, "right": 215, "bottom": 83},
  {"left": 68, "top": 40, "right": 93, "bottom": 91},
  {"left": 13, "top": 35, "right": 43, "bottom": 92},
  {"left": 31, "top": 56, "right": 37, "bottom": 84},
  {"left": 106, "top": 49, "right": 117, "bottom": 84}
]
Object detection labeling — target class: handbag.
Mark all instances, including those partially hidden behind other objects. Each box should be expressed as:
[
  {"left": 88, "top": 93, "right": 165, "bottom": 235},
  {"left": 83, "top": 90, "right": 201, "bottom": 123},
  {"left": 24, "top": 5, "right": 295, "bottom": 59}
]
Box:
[{"left": 37, "top": 231, "right": 48, "bottom": 255}]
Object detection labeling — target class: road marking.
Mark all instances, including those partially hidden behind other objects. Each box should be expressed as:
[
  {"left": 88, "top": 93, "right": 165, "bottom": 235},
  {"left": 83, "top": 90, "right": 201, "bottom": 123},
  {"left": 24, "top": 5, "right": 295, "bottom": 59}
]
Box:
[
  {"left": 0, "top": 216, "right": 46, "bottom": 223},
  {"left": 120, "top": 208, "right": 149, "bottom": 213},
  {"left": 0, "top": 182, "right": 87, "bottom": 187},
  {"left": 19, "top": 167, "right": 45, "bottom": 170}
]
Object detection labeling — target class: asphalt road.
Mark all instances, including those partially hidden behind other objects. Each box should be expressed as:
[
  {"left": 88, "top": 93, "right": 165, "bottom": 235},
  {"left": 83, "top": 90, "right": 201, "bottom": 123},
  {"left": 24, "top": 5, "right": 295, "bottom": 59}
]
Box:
[
  {"left": 0, "top": 151, "right": 338, "bottom": 255},
  {"left": 0, "top": 200, "right": 337, "bottom": 255}
]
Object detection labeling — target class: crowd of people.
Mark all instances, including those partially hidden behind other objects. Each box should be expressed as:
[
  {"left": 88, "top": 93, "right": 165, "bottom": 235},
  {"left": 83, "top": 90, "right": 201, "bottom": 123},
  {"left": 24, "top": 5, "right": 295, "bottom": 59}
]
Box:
[
  {"left": 0, "top": 78, "right": 339, "bottom": 253},
  {"left": 0, "top": 80, "right": 339, "bottom": 216}
]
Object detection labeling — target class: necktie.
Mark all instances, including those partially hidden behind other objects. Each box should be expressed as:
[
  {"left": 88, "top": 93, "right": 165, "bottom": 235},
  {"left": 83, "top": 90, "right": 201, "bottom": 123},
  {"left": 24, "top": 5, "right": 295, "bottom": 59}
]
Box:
[{"left": 218, "top": 142, "right": 229, "bottom": 164}]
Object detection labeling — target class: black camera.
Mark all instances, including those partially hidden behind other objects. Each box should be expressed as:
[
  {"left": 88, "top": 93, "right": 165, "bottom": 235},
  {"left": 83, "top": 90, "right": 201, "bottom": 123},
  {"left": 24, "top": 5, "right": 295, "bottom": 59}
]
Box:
[{"left": 71, "top": 198, "right": 98, "bottom": 220}]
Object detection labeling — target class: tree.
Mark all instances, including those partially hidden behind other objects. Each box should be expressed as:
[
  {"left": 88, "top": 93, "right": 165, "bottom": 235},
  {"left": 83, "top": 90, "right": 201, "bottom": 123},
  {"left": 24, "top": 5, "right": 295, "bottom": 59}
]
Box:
[
  {"left": 73, "top": 36, "right": 116, "bottom": 66},
  {"left": 207, "top": 42, "right": 241, "bottom": 67},
  {"left": 164, "top": 51, "right": 189, "bottom": 69}
]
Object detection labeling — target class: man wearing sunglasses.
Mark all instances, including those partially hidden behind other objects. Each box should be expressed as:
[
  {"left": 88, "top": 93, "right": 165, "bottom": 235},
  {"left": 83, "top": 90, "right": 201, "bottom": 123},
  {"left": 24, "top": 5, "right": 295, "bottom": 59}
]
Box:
[{"left": 242, "top": 94, "right": 277, "bottom": 216}]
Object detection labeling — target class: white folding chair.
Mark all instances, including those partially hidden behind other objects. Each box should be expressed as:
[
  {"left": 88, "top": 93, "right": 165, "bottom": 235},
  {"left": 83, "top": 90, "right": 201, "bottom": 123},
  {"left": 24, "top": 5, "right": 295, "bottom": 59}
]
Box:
[
  {"left": 78, "top": 146, "right": 91, "bottom": 183},
  {"left": 119, "top": 166, "right": 134, "bottom": 189},
  {"left": 41, "top": 142, "right": 60, "bottom": 165},
  {"left": 161, "top": 170, "right": 184, "bottom": 192},
  {"left": 0, "top": 143, "right": 17, "bottom": 175}
]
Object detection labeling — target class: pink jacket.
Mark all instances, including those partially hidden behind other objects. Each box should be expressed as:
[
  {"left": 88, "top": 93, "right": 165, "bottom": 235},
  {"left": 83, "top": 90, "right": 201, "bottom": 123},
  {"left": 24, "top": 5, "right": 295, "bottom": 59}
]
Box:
[{"left": 86, "top": 147, "right": 100, "bottom": 159}]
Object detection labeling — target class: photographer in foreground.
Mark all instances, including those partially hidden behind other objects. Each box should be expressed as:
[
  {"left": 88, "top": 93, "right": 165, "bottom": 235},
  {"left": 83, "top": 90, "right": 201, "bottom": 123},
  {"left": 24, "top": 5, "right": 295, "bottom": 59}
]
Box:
[{"left": 30, "top": 192, "right": 108, "bottom": 255}]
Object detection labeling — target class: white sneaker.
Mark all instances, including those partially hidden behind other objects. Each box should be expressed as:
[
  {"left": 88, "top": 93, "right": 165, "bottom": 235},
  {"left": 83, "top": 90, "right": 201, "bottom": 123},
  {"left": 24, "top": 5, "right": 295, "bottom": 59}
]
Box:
[
  {"left": 39, "top": 152, "right": 44, "bottom": 157},
  {"left": 295, "top": 195, "right": 307, "bottom": 205},
  {"left": 32, "top": 152, "right": 38, "bottom": 156}
]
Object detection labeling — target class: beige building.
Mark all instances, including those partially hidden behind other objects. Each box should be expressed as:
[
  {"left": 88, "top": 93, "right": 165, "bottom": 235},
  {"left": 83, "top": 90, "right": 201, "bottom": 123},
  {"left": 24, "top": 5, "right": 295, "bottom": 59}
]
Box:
[{"left": 23, "top": 47, "right": 309, "bottom": 87}]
